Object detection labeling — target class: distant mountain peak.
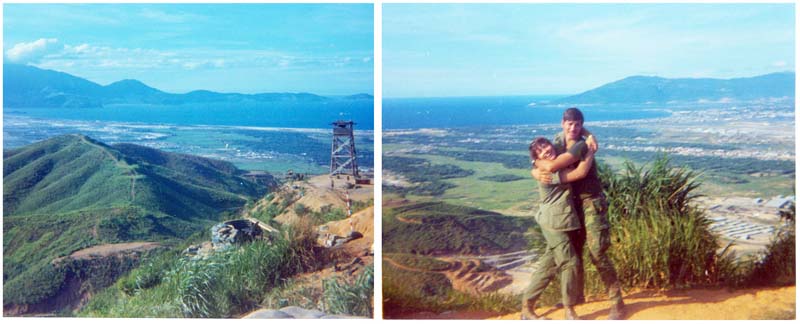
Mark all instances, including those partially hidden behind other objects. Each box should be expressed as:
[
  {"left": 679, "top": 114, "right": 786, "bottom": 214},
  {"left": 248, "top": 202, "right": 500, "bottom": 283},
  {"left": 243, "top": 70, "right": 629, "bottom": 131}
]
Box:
[
  {"left": 557, "top": 72, "right": 795, "bottom": 104},
  {"left": 3, "top": 64, "right": 372, "bottom": 108},
  {"left": 104, "top": 79, "right": 161, "bottom": 94},
  {"left": 344, "top": 93, "right": 374, "bottom": 100},
  {"left": 106, "top": 78, "right": 150, "bottom": 87}
]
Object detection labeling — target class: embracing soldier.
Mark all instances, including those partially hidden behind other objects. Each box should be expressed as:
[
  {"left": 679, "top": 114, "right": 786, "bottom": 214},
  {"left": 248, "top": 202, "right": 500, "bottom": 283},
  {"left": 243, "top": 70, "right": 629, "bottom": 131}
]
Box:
[{"left": 531, "top": 107, "right": 625, "bottom": 320}]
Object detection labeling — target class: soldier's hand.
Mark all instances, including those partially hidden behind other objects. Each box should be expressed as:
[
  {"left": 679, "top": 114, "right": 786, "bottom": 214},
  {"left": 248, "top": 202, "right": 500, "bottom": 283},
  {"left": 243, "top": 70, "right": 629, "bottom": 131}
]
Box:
[
  {"left": 586, "top": 134, "right": 599, "bottom": 152},
  {"left": 531, "top": 168, "right": 552, "bottom": 183}
]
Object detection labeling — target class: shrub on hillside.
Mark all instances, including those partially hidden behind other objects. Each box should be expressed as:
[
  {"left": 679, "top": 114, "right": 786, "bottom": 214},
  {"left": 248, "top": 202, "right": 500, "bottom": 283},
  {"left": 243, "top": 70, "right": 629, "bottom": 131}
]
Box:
[
  {"left": 80, "top": 232, "right": 313, "bottom": 318},
  {"left": 310, "top": 205, "right": 347, "bottom": 225},
  {"left": 595, "top": 157, "right": 734, "bottom": 289},
  {"left": 3, "top": 261, "right": 66, "bottom": 305},
  {"left": 746, "top": 203, "right": 795, "bottom": 286},
  {"left": 293, "top": 203, "right": 309, "bottom": 216},
  {"left": 323, "top": 264, "right": 374, "bottom": 317}
]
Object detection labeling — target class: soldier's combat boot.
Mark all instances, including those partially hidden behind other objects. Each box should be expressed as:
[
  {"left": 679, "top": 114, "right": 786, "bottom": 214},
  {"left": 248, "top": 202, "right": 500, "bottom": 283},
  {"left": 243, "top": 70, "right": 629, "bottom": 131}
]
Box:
[
  {"left": 521, "top": 308, "right": 545, "bottom": 320},
  {"left": 565, "top": 306, "right": 581, "bottom": 320},
  {"left": 521, "top": 301, "right": 544, "bottom": 320},
  {"left": 608, "top": 300, "right": 625, "bottom": 320}
]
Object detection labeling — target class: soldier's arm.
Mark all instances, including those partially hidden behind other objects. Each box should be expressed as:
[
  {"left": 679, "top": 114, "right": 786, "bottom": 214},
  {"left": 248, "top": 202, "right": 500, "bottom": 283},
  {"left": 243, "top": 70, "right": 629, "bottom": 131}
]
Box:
[
  {"left": 558, "top": 149, "right": 594, "bottom": 183},
  {"left": 534, "top": 152, "right": 580, "bottom": 173}
]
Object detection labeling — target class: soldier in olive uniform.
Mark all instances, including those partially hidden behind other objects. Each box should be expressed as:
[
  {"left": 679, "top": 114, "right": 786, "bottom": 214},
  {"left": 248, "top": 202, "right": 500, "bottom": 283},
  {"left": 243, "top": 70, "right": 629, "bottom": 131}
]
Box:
[
  {"left": 522, "top": 137, "right": 596, "bottom": 320},
  {"left": 533, "top": 108, "right": 625, "bottom": 320}
]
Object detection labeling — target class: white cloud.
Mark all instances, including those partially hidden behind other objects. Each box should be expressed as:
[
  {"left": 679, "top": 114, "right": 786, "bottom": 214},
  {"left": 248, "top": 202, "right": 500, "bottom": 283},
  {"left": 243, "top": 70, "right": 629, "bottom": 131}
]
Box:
[
  {"left": 18, "top": 40, "right": 370, "bottom": 85},
  {"left": 183, "top": 61, "right": 202, "bottom": 70},
  {"left": 5, "top": 38, "right": 59, "bottom": 63},
  {"left": 139, "top": 8, "right": 195, "bottom": 23},
  {"left": 181, "top": 59, "right": 227, "bottom": 70},
  {"left": 772, "top": 61, "right": 788, "bottom": 68}
]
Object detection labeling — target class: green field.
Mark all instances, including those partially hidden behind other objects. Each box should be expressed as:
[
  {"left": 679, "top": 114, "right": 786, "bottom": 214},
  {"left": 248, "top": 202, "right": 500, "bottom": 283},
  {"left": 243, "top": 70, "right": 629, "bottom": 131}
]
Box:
[
  {"left": 385, "top": 141, "right": 541, "bottom": 214},
  {"left": 385, "top": 140, "right": 794, "bottom": 212}
]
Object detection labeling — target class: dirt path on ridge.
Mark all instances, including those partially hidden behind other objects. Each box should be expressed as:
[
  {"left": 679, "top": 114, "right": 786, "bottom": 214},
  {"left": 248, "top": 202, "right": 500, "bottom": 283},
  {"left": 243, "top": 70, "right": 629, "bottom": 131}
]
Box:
[
  {"left": 395, "top": 286, "right": 795, "bottom": 320},
  {"left": 492, "top": 285, "right": 796, "bottom": 320},
  {"left": 79, "top": 136, "right": 138, "bottom": 202}
]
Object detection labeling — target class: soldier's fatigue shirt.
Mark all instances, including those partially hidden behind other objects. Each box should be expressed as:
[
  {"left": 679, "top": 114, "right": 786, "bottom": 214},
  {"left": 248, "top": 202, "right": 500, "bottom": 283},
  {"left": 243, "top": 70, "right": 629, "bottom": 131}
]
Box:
[
  {"left": 553, "top": 134, "right": 603, "bottom": 199},
  {"left": 553, "top": 133, "right": 610, "bottom": 231},
  {"left": 535, "top": 173, "right": 581, "bottom": 232}
]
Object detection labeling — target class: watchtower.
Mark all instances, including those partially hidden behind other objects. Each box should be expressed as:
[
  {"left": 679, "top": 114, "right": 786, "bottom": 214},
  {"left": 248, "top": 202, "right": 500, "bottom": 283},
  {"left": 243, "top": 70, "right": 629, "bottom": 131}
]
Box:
[{"left": 330, "top": 120, "right": 359, "bottom": 178}]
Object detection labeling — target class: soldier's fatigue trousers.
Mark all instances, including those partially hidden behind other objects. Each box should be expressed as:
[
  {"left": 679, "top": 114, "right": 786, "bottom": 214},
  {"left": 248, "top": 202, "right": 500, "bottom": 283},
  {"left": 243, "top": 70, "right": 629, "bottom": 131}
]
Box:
[
  {"left": 573, "top": 194, "right": 623, "bottom": 305},
  {"left": 522, "top": 228, "right": 581, "bottom": 309}
]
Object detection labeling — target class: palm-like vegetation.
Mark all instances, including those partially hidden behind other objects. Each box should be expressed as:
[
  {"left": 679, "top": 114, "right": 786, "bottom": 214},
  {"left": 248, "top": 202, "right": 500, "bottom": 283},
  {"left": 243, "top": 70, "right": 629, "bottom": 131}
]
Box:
[{"left": 597, "top": 156, "right": 728, "bottom": 288}]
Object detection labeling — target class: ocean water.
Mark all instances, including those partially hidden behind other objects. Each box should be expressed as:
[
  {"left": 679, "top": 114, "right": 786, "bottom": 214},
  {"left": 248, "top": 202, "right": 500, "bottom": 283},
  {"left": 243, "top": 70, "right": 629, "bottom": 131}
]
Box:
[
  {"left": 383, "top": 96, "right": 670, "bottom": 129},
  {"left": 3, "top": 100, "right": 374, "bottom": 174},
  {"left": 6, "top": 99, "right": 374, "bottom": 130}
]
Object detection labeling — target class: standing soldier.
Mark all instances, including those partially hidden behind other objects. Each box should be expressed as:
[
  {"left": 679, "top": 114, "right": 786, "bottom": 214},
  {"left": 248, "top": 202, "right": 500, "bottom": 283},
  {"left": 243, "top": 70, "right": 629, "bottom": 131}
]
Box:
[
  {"left": 524, "top": 137, "right": 596, "bottom": 320},
  {"left": 533, "top": 107, "right": 625, "bottom": 320}
]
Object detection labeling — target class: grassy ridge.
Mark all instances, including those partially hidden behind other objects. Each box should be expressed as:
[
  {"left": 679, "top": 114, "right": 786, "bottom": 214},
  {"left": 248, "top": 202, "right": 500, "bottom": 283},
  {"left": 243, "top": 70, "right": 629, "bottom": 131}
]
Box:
[
  {"left": 3, "top": 134, "right": 267, "bottom": 308},
  {"left": 4, "top": 135, "right": 131, "bottom": 214},
  {"left": 383, "top": 201, "right": 534, "bottom": 256}
]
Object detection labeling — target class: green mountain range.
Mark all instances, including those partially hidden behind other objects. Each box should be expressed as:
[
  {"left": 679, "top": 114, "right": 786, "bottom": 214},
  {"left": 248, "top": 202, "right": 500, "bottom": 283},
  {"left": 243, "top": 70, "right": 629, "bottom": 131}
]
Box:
[
  {"left": 556, "top": 72, "right": 795, "bottom": 104},
  {"left": 383, "top": 201, "right": 534, "bottom": 256},
  {"left": 3, "top": 63, "right": 373, "bottom": 108},
  {"left": 3, "top": 134, "right": 272, "bottom": 308}
]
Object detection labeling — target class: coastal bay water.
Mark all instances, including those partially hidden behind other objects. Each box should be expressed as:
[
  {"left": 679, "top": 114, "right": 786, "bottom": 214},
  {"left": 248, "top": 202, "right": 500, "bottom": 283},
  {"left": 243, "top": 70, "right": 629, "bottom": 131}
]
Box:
[
  {"left": 6, "top": 99, "right": 374, "bottom": 129},
  {"left": 383, "top": 96, "right": 671, "bottom": 129},
  {"left": 3, "top": 100, "right": 374, "bottom": 174}
]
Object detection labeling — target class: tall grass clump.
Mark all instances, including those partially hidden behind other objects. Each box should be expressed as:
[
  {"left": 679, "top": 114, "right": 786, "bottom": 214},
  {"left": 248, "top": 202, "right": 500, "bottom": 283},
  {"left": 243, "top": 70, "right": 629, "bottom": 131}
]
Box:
[
  {"left": 283, "top": 216, "right": 330, "bottom": 272},
  {"left": 80, "top": 232, "right": 309, "bottom": 318},
  {"left": 746, "top": 203, "right": 795, "bottom": 286},
  {"left": 117, "top": 250, "right": 179, "bottom": 295},
  {"left": 596, "top": 156, "right": 734, "bottom": 289},
  {"left": 323, "top": 264, "right": 374, "bottom": 317}
]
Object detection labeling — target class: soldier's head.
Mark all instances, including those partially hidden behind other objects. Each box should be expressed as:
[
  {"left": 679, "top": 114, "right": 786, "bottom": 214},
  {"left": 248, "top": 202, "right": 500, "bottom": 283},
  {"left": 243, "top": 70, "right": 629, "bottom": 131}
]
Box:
[
  {"left": 529, "top": 137, "right": 556, "bottom": 161},
  {"left": 561, "top": 107, "right": 584, "bottom": 141}
]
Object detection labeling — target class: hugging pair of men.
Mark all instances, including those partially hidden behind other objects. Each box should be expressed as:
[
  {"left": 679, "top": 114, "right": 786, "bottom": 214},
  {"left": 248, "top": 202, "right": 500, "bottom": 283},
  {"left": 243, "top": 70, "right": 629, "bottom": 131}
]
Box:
[{"left": 523, "top": 107, "right": 625, "bottom": 320}]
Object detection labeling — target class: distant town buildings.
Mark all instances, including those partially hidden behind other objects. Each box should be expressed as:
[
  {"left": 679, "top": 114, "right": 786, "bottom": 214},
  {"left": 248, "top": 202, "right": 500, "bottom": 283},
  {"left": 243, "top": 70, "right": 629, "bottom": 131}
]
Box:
[{"left": 763, "top": 195, "right": 795, "bottom": 210}]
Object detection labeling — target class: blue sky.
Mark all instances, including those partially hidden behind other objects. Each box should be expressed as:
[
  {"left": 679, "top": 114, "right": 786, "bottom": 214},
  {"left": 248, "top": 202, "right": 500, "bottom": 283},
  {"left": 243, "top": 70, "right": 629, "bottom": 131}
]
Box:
[
  {"left": 383, "top": 3, "right": 795, "bottom": 98},
  {"left": 4, "top": 4, "right": 374, "bottom": 95}
]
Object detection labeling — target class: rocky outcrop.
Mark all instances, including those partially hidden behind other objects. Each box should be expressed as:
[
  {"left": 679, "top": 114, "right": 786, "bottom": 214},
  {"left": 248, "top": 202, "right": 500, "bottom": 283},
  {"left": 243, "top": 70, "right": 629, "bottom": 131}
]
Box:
[
  {"left": 211, "top": 219, "right": 264, "bottom": 248},
  {"left": 184, "top": 219, "right": 274, "bottom": 259},
  {"left": 320, "top": 230, "right": 364, "bottom": 248}
]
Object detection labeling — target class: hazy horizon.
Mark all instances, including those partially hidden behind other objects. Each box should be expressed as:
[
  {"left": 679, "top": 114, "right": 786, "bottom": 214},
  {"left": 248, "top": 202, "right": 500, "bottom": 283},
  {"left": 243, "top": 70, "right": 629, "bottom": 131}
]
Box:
[
  {"left": 382, "top": 70, "right": 794, "bottom": 99},
  {"left": 4, "top": 4, "right": 374, "bottom": 96},
  {"left": 384, "top": 3, "right": 795, "bottom": 98}
]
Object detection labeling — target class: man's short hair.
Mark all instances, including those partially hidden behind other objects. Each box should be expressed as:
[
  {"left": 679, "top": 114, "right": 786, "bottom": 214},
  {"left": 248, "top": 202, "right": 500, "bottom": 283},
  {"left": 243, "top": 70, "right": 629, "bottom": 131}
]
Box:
[
  {"left": 563, "top": 107, "right": 584, "bottom": 123},
  {"left": 528, "top": 137, "right": 553, "bottom": 161}
]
